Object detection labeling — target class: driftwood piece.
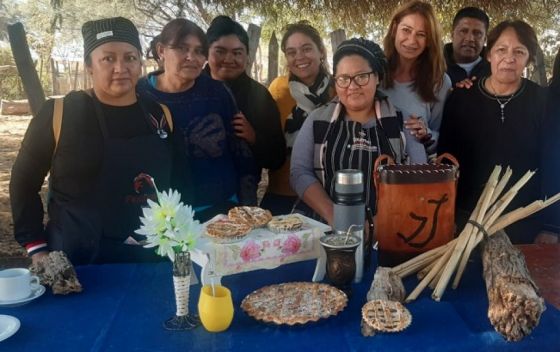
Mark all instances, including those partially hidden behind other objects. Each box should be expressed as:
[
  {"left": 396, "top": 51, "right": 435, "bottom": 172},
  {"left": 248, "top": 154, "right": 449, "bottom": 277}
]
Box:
[
  {"left": 482, "top": 230, "right": 545, "bottom": 341},
  {"left": 362, "top": 267, "right": 406, "bottom": 336},
  {"left": 29, "top": 251, "right": 82, "bottom": 295}
]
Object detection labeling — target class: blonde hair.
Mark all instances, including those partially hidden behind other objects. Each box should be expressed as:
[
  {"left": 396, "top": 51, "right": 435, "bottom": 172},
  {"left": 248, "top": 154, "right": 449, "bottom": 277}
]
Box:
[{"left": 383, "top": 0, "right": 446, "bottom": 102}]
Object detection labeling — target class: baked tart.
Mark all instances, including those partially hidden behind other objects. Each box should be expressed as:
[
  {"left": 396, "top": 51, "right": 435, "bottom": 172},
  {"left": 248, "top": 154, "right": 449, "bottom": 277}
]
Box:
[
  {"left": 228, "top": 206, "right": 272, "bottom": 228},
  {"left": 361, "top": 299, "right": 412, "bottom": 332},
  {"left": 206, "top": 218, "right": 252, "bottom": 244},
  {"left": 241, "top": 282, "right": 347, "bottom": 325},
  {"left": 267, "top": 215, "right": 304, "bottom": 233}
]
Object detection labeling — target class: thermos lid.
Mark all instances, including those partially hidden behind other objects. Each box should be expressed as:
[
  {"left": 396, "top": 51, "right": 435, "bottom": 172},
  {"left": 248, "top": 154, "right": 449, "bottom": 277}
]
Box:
[{"left": 335, "top": 169, "right": 363, "bottom": 186}]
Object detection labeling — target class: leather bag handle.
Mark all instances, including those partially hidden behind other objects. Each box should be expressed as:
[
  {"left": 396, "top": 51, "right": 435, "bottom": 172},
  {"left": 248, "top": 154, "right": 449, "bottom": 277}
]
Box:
[
  {"left": 435, "top": 153, "right": 459, "bottom": 167},
  {"left": 373, "top": 154, "right": 395, "bottom": 191}
]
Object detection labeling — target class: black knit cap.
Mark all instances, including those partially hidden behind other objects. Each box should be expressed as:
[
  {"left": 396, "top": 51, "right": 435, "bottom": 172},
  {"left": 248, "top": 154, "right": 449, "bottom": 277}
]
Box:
[
  {"left": 82, "top": 17, "right": 142, "bottom": 58},
  {"left": 333, "top": 38, "right": 387, "bottom": 81},
  {"left": 206, "top": 15, "right": 249, "bottom": 51}
]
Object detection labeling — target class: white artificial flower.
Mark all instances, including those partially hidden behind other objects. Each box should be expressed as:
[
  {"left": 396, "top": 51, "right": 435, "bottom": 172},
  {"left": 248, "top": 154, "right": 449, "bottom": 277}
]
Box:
[{"left": 135, "top": 186, "right": 202, "bottom": 261}]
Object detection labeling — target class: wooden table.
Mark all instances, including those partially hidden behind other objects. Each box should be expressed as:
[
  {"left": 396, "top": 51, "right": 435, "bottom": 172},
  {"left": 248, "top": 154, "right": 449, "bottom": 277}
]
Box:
[{"left": 517, "top": 244, "right": 560, "bottom": 309}]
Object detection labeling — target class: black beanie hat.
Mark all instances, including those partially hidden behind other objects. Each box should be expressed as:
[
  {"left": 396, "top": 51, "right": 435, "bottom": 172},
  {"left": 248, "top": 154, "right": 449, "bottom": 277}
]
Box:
[
  {"left": 333, "top": 38, "right": 387, "bottom": 81},
  {"left": 206, "top": 15, "right": 249, "bottom": 51},
  {"left": 82, "top": 17, "right": 142, "bottom": 58}
]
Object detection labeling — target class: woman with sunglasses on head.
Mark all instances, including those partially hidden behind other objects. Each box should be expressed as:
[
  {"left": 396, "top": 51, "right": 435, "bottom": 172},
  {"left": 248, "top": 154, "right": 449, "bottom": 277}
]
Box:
[
  {"left": 137, "top": 19, "right": 258, "bottom": 222},
  {"left": 261, "top": 21, "right": 335, "bottom": 215},
  {"left": 290, "top": 38, "right": 406, "bottom": 225},
  {"left": 380, "top": 0, "right": 452, "bottom": 163},
  {"left": 10, "top": 17, "right": 173, "bottom": 265}
]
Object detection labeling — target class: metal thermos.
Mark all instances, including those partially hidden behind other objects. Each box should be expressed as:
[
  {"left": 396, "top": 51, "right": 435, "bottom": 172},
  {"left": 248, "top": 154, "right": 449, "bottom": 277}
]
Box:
[{"left": 333, "top": 169, "right": 365, "bottom": 283}]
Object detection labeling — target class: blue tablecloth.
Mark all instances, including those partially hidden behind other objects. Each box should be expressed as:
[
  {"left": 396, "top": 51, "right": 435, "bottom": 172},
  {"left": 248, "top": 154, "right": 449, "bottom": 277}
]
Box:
[{"left": 1, "top": 254, "right": 559, "bottom": 351}]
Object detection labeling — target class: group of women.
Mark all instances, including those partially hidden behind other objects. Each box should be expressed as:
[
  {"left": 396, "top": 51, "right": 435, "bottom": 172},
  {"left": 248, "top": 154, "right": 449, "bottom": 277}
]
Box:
[{"left": 10, "top": 1, "right": 559, "bottom": 265}]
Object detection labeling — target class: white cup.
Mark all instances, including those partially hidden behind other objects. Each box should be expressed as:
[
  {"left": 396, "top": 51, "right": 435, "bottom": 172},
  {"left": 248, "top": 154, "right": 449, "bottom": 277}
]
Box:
[{"left": 0, "top": 268, "right": 41, "bottom": 301}]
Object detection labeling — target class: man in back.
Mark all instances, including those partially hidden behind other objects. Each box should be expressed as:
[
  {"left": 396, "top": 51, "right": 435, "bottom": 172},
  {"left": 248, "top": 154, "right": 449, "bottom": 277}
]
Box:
[{"left": 444, "top": 7, "right": 490, "bottom": 85}]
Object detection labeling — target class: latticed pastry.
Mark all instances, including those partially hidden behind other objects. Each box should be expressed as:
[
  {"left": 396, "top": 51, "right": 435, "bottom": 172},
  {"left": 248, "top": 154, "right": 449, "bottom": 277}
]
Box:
[
  {"left": 228, "top": 206, "right": 273, "bottom": 228},
  {"left": 206, "top": 218, "right": 252, "bottom": 243},
  {"left": 267, "top": 215, "right": 304, "bottom": 233},
  {"left": 361, "top": 299, "right": 412, "bottom": 332},
  {"left": 241, "top": 282, "right": 348, "bottom": 325}
]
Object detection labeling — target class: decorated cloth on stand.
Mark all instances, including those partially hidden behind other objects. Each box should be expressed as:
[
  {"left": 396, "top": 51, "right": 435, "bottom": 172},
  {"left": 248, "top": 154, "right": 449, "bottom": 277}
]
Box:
[{"left": 199, "top": 215, "right": 326, "bottom": 276}]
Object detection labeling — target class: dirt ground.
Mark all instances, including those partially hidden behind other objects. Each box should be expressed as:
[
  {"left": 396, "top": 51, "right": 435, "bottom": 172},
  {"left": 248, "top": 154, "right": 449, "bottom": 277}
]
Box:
[{"left": 0, "top": 114, "right": 34, "bottom": 267}]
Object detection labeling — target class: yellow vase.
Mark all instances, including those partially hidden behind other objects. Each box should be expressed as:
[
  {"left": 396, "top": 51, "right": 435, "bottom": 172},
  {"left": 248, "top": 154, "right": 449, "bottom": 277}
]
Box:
[{"left": 198, "top": 285, "right": 234, "bottom": 332}]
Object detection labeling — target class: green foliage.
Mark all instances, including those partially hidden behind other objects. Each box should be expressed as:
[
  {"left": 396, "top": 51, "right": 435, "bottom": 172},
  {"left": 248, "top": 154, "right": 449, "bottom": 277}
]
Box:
[
  {"left": 0, "top": 47, "right": 25, "bottom": 100},
  {"left": 2, "top": 0, "right": 559, "bottom": 95}
]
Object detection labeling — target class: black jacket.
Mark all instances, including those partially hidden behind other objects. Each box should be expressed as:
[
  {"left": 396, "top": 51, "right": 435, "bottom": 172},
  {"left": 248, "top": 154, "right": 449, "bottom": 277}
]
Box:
[
  {"left": 444, "top": 43, "right": 490, "bottom": 86},
  {"left": 10, "top": 91, "right": 177, "bottom": 247},
  {"left": 204, "top": 69, "right": 286, "bottom": 172},
  {"left": 541, "top": 81, "right": 560, "bottom": 233}
]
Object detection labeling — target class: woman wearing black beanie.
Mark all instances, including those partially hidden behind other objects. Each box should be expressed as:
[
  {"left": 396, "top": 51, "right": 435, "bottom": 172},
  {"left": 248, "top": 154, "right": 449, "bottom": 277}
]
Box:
[{"left": 10, "top": 17, "right": 174, "bottom": 265}]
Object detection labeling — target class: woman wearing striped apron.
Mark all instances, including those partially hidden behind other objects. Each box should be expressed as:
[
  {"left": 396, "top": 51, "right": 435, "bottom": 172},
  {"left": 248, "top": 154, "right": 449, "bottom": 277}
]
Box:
[{"left": 290, "top": 38, "right": 407, "bottom": 227}]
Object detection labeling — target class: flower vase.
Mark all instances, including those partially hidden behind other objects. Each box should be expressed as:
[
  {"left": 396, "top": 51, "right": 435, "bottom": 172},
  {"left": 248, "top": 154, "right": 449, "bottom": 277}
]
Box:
[{"left": 164, "top": 251, "right": 200, "bottom": 330}]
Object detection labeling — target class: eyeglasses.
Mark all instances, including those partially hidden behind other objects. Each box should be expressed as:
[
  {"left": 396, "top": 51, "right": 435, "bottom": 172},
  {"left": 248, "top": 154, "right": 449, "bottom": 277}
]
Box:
[
  {"left": 334, "top": 72, "right": 374, "bottom": 88},
  {"left": 167, "top": 44, "right": 205, "bottom": 57}
]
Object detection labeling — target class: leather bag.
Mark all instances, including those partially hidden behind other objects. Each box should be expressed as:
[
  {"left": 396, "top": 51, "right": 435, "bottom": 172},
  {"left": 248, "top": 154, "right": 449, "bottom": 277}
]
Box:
[{"left": 373, "top": 154, "right": 459, "bottom": 263}]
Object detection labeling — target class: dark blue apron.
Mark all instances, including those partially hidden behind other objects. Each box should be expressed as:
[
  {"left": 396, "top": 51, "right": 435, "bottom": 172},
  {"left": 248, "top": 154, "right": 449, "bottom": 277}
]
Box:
[{"left": 46, "top": 94, "right": 172, "bottom": 265}]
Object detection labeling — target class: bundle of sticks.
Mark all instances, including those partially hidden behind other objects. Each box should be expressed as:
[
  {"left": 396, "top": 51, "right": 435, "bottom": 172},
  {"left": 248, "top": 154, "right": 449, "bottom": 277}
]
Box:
[{"left": 392, "top": 165, "right": 560, "bottom": 302}]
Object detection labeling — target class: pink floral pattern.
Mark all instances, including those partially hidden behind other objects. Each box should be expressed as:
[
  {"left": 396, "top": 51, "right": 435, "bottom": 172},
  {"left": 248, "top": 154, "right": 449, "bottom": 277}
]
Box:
[
  {"left": 281, "top": 235, "right": 302, "bottom": 255},
  {"left": 240, "top": 240, "right": 261, "bottom": 262}
]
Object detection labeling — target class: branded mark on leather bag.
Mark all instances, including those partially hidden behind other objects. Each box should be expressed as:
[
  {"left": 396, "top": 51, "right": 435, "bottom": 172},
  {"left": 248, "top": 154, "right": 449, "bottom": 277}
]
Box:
[{"left": 397, "top": 193, "right": 449, "bottom": 248}]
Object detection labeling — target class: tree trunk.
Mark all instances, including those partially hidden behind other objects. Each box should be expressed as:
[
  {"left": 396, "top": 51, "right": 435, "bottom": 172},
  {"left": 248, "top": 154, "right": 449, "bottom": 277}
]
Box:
[
  {"left": 73, "top": 62, "right": 79, "bottom": 91},
  {"left": 268, "top": 31, "right": 278, "bottom": 86},
  {"left": 330, "top": 29, "right": 346, "bottom": 53},
  {"left": 530, "top": 45, "right": 547, "bottom": 86},
  {"left": 7, "top": 22, "right": 45, "bottom": 117},
  {"left": 246, "top": 23, "right": 261, "bottom": 78},
  {"left": 481, "top": 230, "right": 545, "bottom": 341},
  {"left": 50, "top": 58, "right": 58, "bottom": 95}
]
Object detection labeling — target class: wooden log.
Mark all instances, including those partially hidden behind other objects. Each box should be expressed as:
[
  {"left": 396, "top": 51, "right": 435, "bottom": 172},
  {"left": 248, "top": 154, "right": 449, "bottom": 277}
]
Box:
[
  {"left": 362, "top": 267, "right": 405, "bottom": 336},
  {"left": 267, "top": 31, "right": 278, "bottom": 86},
  {"left": 1, "top": 99, "right": 31, "bottom": 115},
  {"left": 481, "top": 230, "right": 545, "bottom": 341},
  {"left": 7, "top": 22, "right": 45, "bottom": 117}
]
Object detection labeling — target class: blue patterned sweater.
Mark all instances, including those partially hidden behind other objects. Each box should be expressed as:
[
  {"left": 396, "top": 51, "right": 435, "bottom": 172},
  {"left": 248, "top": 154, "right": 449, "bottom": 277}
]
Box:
[{"left": 137, "top": 73, "right": 257, "bottom": 212}]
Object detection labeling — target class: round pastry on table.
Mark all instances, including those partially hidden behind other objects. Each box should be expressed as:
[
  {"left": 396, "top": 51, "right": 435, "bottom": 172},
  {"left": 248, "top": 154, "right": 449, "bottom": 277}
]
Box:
[
  {"left": 228, "top": 206, "right": 272, "bottom": 228},
  {"left": 267, "top": 215, "right": 304, "bottom": 233},
  {"left": 206, "top": 218, "right": 252, "bottom": 244}
]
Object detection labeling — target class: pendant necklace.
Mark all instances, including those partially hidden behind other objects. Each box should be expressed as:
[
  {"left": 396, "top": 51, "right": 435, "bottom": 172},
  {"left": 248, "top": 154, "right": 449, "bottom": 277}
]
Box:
[{"left": 489, "top": 79, "right": 516, "bottom": 123}]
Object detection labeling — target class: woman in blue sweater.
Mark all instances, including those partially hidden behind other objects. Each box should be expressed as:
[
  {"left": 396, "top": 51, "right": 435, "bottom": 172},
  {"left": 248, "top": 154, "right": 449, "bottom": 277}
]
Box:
[{"left": 137, "top": 19, "right": 257, "bottom": 221}]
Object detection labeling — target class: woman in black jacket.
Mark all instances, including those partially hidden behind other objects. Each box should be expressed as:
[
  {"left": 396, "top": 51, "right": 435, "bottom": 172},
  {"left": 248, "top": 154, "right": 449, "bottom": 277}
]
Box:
[
  {"left": 205, "top": 16, "right": 286, "bottom": 199},
  {"left": 10, "top": 17, "right": 174, "bottom": 265}
]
